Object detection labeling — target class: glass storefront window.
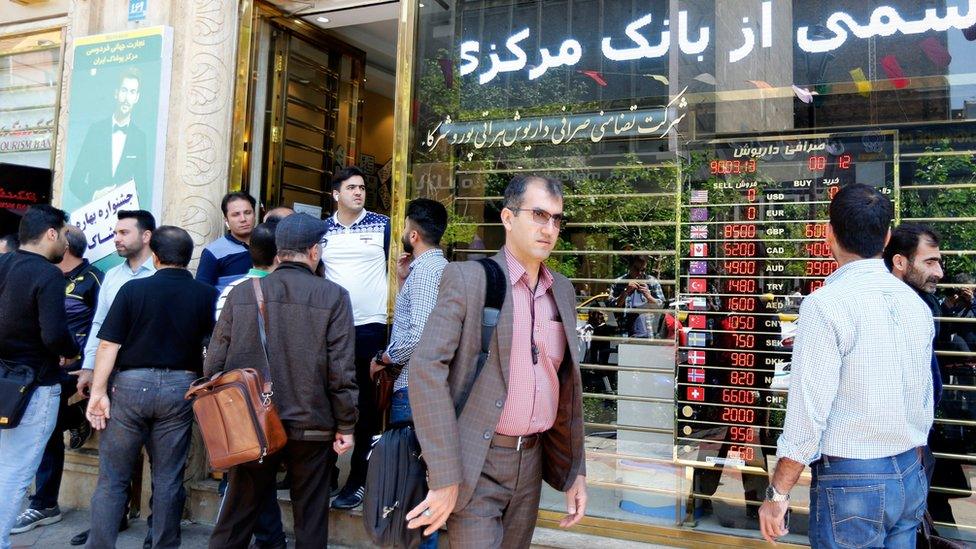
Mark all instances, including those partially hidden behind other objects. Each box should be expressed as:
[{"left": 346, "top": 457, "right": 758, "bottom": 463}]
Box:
[
  {"left": 0, "top": 28, "right": 62, "bottom": 169},
  {"left": 405, "top": 1, "right": 976, "bottom": 545}
]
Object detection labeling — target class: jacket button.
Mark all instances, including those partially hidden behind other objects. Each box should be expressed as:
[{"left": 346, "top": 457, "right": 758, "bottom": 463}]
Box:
[
  {"left": 483, "top": 430, "right": 491, "bottom": 440},
  {"left": 495, "top": 399, "right": 503, "bottom": 408}
]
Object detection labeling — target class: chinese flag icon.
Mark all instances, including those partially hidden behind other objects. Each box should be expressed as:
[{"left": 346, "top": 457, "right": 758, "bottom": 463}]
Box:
[
  {"left": 688, "top": 278, "right": 707, "bottom": 293},
  {"left": 686, "top": 386, "right": 705, "bottom": 401},
  {"left": 690, "top": 243, "right": 708, "bottom": 257},
  {"left": 688, "top": 314, "right": 706, "bottom": 329}
]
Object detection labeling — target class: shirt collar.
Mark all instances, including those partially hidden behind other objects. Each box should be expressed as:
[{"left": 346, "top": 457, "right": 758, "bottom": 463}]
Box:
[
  {"left": 225, "top": 233, "right": 249, "bottom": 248},
  {"left": 153, "top": 267, "right": 191, "bottom": 278},
  {"left": 122, "top": 254, "right": 156, "bottom": 276},
  {"left": 332, "top": 209, "right": 368, "bottom": 229},
  {"left": 408, "top": 248, "right": 444, "bottom": 272},
  {"left": 247, "top": 268, "right": 270, "bottom": 278},
  {"left": 65, "top": 259, "right": 91, "bottom": 279},
  {"left": 503, "top": 247, "right": 554, "bottom": 296},
  {"left": 825, "top": 258, "right": 886, "bottom": 285}
]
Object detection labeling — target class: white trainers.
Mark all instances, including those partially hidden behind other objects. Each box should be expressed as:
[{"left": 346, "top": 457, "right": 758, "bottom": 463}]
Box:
[{"left": 11, "top": 506, "right": 62, "bottom": 534}]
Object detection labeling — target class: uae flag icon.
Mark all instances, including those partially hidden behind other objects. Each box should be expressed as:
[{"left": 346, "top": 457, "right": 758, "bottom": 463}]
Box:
[{"left": 686, "top": 386, "right": 705, "bottom": 401}]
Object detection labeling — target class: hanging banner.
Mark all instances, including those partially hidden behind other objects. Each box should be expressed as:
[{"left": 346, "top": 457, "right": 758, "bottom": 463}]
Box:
[{"left": 62, "top": 25, "right": 173, "bottom": 263}]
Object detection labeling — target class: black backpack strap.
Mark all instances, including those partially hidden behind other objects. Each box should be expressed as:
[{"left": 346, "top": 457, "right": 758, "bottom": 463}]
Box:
[{"left": 454, "top": 258, "right": 506, "bottom": 417}]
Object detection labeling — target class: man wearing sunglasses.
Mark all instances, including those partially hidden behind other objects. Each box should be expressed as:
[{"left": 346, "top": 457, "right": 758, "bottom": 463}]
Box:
[{"left": 407, "top": 175, "right": 587, "bottom": 547}]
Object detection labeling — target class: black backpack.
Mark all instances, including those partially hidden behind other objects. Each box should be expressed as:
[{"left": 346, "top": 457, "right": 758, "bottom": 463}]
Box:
[{"left": 362, "top": 258, "right": 506, "bottom": 547}]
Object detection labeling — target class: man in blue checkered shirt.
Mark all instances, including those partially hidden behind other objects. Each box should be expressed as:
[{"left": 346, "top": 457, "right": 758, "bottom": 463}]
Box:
[{"left": 759, "top": 185, "right": 934, "bottom": 548}]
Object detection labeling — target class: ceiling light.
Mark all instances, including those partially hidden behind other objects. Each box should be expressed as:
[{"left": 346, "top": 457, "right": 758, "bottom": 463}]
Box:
[{"left": 317, "top": 16, "right": 330, "bottom": 23}]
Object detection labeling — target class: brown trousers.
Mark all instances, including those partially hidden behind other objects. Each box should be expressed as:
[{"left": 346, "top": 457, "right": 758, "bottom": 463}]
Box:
[{"left": 447, "top": 442, "right": 543, "bottom": 548}]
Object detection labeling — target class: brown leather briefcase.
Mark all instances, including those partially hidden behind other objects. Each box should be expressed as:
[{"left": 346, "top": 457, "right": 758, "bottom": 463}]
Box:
[{"left": 185, "top": 278, "right": 287, "bottom": 470}]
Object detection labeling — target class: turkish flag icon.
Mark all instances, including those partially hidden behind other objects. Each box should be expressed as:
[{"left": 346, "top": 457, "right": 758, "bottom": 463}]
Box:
[
  {"left": 688, "top": 314, "right": 706, "bottom": 329},
  {"left": 686, "top": 386, "right": 705, "bottom": 401},
  {"left": 688, "top": 278, "right": 707, "bottom": 293}
]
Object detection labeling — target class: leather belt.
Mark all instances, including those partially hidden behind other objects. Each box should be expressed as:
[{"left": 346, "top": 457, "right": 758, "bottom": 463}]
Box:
[{"left": 491, "top": 433, "right": 539, "bottom": 451}]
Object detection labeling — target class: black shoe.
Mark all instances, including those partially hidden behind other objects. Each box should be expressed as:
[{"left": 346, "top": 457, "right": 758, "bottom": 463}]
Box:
[
  {"left": 143, "top": 529, "right": 152, "bottom": 549},
  {"left": 68, "top": 421, "right": 92, "bottom": 450},
  {"left": 330, "top": 485, "right": 365, "bottom": 510},
  {"left": 70, "top": 529, "right": 89, "bottom": 546}
]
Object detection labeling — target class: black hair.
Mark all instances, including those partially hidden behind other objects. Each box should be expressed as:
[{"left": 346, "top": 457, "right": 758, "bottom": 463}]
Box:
[
  {"left": 149, "top": 226, "right": 194, "bottom": 267},
  {"left": 221, "top": 192, "right": 256, "bottom": 216},
  {"left": 883, "top": 223, "right": 941, "bottom": 271},
  {"left": 405, "top": 198, "right": 448, "bottom": 246},
  {"left": 0, "top": 233, "right": 18, "bottom": 251},
  {"left": 502, "top": 175, "right": 564, "bottom": 210},
  {"left": 331, "top": 166, "right": 366, "bottom": 191},
  {"left": 250, "top": 221, "right": 278, "bottom": 268},
  {"left": 18, "top": 204, "right": 68, "bottom": 245},
  {"left": 119, "top": 67, "right": 141, "bottom": 87},
  {"left": 628, "top": 255, "right": 649, "bottom": 268},
  {"left": 66, "top": 226, "right": 88, "bottom": 258},
  {"left": 117, "top": 210, "right": 156, "bottom": 233},
  {"left": 829, "top": 184, "right": 893, "bottom": 259}
]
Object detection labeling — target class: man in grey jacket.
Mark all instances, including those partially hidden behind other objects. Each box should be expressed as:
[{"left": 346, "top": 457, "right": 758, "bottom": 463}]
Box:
[{"left": 205, "top": 213, "right": 358, "bottom": 549}]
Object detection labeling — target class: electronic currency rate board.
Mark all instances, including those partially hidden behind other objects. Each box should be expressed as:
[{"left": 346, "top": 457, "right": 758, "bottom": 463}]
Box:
[{"left": 675, "top": 131, "right": 897, "bottom": 468}]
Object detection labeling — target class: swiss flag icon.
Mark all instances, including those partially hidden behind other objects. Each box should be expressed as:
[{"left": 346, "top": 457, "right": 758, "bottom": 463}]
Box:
[{"left": 687, "top": 386, "right": 705, "bottom": 401}]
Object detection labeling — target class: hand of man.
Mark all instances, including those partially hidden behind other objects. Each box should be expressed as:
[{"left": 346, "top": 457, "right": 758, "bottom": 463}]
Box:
[
  {"left": 60, "top": 356, "right": 78, "bottom": 368},
  {"left": 406, "top": 483, "right": 458, "bottom": 536},
  {"left": 560, "top": 475, "right": 587, "bottom": 528},
  {"left": 758, "top": 499, "right": 790, "bottom": 544},
  {"left": 333, "top": 433, "right": 354, "bottom": 456},
  {"left": 369, "top": 359, "right": 384, "bottom": 382},
  {"left": 396, "top": 252, "right": 413, "bottom": 283},
  {"left": 86, "top": 393, "right": 111, "bottom": 431},
  {"left": 72, "top": 369, "right": 93, "bottom": 398}
]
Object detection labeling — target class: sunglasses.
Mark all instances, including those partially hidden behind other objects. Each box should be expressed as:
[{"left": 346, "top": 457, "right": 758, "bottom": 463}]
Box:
[{"left": 510, "top": 207, "right": 566, "bottom": 229}]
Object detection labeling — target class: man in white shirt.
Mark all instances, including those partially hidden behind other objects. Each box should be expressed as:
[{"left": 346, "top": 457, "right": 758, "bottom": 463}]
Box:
[
  {"left": 759, "top": 185, "right": 934, "bottom": 548},
  {"left": 321, "top": 166, "right": 389, "bottom": 510}
]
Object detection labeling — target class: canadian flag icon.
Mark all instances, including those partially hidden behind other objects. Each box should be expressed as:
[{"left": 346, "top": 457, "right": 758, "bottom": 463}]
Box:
[
  {"left": 686, "top": 386, "right": 705, "bottom": 401},
  {"left": 690, "top": 243, "right": 708, "bottom": 257}
]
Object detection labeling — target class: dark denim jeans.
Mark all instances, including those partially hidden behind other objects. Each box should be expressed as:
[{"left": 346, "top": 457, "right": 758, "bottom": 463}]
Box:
[
  {"left": 347, "top": 323, "right": 387, "bottom": 490},
  {"left": 809, "top": 447, "right": 927, "bottom": 549},
  {"left": 391, "top": 388, "right": 439, "bottom": 549},
  {"left": 87, "top": 369, "right": 195, "bottom": 549}
]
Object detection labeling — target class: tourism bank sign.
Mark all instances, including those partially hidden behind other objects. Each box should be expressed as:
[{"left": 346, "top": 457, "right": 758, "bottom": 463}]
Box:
[{"left": 457, "top": 2, "right": 976, "bottom": 85}]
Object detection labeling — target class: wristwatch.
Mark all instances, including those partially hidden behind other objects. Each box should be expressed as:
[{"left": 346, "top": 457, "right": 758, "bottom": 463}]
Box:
[
  {"left": 765, "top": 485, "right": 790, "bottom": 503},
  {"left": 374, "top": 350, "right": 389, "bottom": 366}
]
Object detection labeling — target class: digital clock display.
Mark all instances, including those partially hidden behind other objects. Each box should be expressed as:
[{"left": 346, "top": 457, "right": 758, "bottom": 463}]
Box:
[{"left": 676, "top": 131, "right": 896, "bottom": 472}]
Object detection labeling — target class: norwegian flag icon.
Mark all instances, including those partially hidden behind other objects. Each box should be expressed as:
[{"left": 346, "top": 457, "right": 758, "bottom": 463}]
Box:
[
  {"left": 686, "top": 386, "right": 705, "bottom": 401},
  {"left": 688, "top": 350, "right": 706, "bottom": 365},
  {"left": 687, "top": 368, "right": 705, "bottom": 383},
  {"left": 690, "top": 225, "right": 708, "bottom": 239}
]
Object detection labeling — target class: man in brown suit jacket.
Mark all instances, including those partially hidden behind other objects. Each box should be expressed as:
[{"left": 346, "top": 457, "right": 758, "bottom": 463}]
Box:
[{"left": 406, "top": 175, "right": 587, "bottom": 547}]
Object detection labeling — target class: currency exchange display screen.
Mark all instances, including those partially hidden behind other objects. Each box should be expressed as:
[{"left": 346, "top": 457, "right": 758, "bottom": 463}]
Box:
[{"left": 674, "top": 131, "right": 897, "bottom": 470}]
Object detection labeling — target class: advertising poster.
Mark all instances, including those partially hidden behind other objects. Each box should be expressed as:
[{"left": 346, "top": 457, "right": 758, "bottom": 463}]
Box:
[{"left": 62, "top": 26, "right": 172, "bottom": 264}]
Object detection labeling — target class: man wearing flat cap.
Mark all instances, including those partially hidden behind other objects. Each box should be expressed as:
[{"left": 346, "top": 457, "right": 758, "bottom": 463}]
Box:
[{"left": 205, "top": 213, "right": 359, "bottom": 549}]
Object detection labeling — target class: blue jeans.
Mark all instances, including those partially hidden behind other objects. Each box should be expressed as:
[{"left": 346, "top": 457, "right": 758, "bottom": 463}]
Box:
[
  {"left": 391, "top": 388, "right": 439, "bottom": 549},
  {"left": 88, "top": 369, "right": 195, "bottom": 549},
  {"left": 0, "top": 384, "right": 61, "bottom": 549},
  {"left": 809, "top": 447, "right": 927, "bottom": 549}
]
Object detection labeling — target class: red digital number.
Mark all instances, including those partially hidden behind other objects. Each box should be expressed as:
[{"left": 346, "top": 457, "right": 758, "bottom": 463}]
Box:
[
  {"left": 806, "top": 261, "right": 839, "bottom": 276},
  {"left": 726, "top": 261, "right": 757, "bottom": 275},
  {"left": 728, "top": 445, "right": 756, "bottom": 462},
  {"left": 808, "top": 155, "right": 826, "bottom": 171},
  {"left": 710, "top": 159, "right": 758, "bottom": 175},
  {"left": 727, "top": 316, "right": 755, "bottom": 330},
  {"left": 732, "top": 334, "right": 755, "bottom": 349},
  {"left": 727, "top": 297, "right": 756, "bottom": 312},
  {"left": 727, "top": 279, "right": 756, "bottom": 294},
  {"left": 724, "top": 242, "right": 757, "bottom": 257},
  {"left": 729, "top": 371, "right": 755, "bottom": 386},
  {"left": 746, "top": 206, "right": 757, "bottom": 220},
  {"left": 804, "top": 223, "right": 828, "bottom": 238},
  {"left": 809, "top": 280, "right": 825, "bottom": 293},
  {"left": 746, "top": 187, "right": 757, "bottom": 202},
  {"left": 839, "top": 154, "right": 852, "bottom": 169},
  {"left": 828, "top": 186, "right": 840, "bottom": 200},
  {"left": 729, "top": 426, "right": 757, "bottom": 443},
  {"left": 805, "top": 242, "right": 832, "bottom": 258},
  {"left": 724, "top": 224, "right": 757, "bottom": 239},
  {"left": 721, "top": 407, "right": 756, "bottom": 424},
  {"left": 730, "top": 352, "right": 755, "bottom": 367}
]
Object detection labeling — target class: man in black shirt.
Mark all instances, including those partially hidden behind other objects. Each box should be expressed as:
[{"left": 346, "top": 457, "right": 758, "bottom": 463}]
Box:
[
  {"left": 13, "top": 225, "right": 103, "bottom": 535},
  {"left": 0, "top": 205, "right": 78, "bottom": 549},
  {"left": 85, "top": 226, "right": 217, "bottom": 549}
]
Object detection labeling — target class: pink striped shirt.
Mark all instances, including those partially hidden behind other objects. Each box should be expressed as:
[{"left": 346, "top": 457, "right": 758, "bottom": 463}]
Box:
[{"left": 496, "top": 248, "right": 566, "bottom": 436}]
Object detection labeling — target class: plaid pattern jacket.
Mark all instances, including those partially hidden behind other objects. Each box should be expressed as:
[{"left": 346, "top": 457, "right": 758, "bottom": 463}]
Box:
[{"left": 409, "top": 251, "right": 586, "bottom": 510}]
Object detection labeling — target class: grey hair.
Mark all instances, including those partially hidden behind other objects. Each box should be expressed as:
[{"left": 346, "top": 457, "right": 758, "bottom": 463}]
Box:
[
  {"left": 66, "top": 225, "right": 88, "bottom": 259},
  {"left": 502, "top": 175, "right": 564, "bottom": 210}
]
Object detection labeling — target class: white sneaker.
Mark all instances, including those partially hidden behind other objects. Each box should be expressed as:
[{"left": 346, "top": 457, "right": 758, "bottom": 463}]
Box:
[{"left": 11, "top": 506, "right": 62, "bottom": 534}]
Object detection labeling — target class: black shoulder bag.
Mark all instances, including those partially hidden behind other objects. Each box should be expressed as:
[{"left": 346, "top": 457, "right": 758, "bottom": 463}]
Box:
[{"left": 363, "top": 258, "right": 506, "bottom": 548}]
